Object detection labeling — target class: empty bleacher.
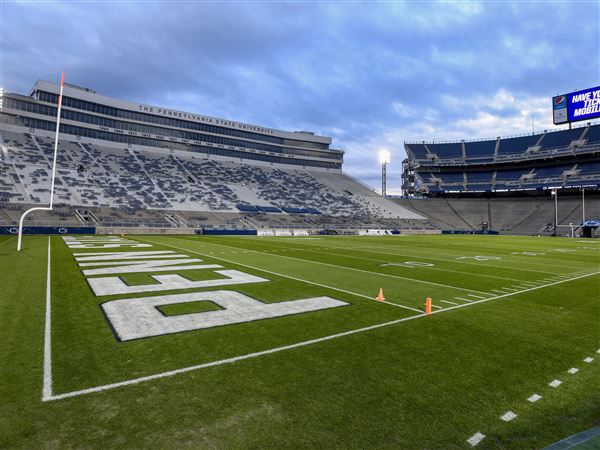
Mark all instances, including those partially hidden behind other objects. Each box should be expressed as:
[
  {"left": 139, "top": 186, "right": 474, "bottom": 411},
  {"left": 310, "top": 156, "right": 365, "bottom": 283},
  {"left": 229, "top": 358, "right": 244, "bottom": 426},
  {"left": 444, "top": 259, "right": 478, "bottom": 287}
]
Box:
[
  {"left": 393, "top": 193, "right": 600, "bottom": 235},
  {"left": 0, "top": 127, "right": 424, "bottom": 230},
  {"left": 406, "top": 123, "right": 600, "bottom": 167}
]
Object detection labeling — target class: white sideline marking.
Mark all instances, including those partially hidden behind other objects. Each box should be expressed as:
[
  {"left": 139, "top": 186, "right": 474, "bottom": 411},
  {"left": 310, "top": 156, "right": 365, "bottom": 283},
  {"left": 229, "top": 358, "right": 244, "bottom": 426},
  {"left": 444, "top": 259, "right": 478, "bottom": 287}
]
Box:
[
  {"left": 597, "top": 349, "right": 600, "bottom": 353},
  {"left": 549, "top": 379, "right": 562, "bottom": 388},
  {"left": 567, "top": 368, "right": 579, "bottom": 374},
  {"left": 500, "top": 411, "right": 517, "bottom": 422},
  {"left": 440, "top": 300, "right": 459, "bottom": 305},
  {"left": 528, "top": 394, "right": 542, "bottom": 403},
  {"left": 431, "top": 304, "right": 442, "bottom": 309},
  {"left": 491, "top": 289, "right": 506, "bottom": 293},
  {"left": 42, "top": 237, "right": 53, "bottom": 401},
  {"left": 467, "top": 432, "right": 485, "bottom": 446},
  {"left": 378, "top": 299, "right": 422, "bottom": 312},
  {"left": 454, "top": 297, "right": 473, "bottom": 302},
  {"left": 42, "top": 238, "right": 600, "bottom": 401},
  {"left": 583, "top": 357, "right": 594, "bottom": 363},
  {"left": 46, "top": 307, "right": 429, "bottom": 401}
]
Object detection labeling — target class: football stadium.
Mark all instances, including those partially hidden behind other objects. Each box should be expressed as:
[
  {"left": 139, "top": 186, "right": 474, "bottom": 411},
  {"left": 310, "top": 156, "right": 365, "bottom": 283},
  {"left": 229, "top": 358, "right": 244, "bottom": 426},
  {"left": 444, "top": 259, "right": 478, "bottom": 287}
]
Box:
[{"left": 1, "top": 3, "right": 599, "bottom": 450}]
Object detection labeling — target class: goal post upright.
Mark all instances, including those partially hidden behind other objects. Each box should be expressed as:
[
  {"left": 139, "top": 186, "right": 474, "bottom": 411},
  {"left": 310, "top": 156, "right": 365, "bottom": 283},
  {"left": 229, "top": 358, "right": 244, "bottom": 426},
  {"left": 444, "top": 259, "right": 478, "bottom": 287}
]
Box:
[{"left": 17, "top": 72, "right": 65, "bottom": 252}]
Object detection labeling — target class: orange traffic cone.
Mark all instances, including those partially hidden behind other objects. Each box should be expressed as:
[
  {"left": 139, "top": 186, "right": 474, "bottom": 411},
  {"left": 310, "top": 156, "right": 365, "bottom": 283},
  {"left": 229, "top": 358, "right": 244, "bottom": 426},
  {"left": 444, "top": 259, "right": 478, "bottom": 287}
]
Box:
[
  {"left": 376, "top": 288, "right": 385, "bottom": 302},
  {"left": 425, "top": 297, "right": 432, "bottom": 315}
]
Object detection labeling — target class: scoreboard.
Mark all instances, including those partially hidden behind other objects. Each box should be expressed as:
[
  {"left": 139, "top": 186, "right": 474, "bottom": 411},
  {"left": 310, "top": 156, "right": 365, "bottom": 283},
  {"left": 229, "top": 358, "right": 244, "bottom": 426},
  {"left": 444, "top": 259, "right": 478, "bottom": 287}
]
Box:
[{"left": 553, "top": 85, "right": 600, "bottom": 125}]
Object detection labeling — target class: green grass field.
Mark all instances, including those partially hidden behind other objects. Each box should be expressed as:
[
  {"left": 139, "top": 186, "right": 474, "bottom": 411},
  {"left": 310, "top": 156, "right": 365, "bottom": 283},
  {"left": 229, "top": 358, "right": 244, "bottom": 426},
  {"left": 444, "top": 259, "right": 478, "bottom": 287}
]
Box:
[{"left": 1, "top": 233, "right": 599, "bottom": 449}]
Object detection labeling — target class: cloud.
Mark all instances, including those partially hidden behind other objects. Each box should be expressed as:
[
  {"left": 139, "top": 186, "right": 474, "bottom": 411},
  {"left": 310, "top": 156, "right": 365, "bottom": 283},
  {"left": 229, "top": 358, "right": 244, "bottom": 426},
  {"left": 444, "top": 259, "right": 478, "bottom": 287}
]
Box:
[{"left": 2, "top": 1, "right": 598, "bottom": 194}]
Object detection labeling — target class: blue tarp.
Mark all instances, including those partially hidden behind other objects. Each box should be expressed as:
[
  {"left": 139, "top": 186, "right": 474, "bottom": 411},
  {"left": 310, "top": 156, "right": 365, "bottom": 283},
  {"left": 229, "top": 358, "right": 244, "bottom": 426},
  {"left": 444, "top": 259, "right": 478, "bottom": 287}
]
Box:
[
  {"left": 201, "top": 229, "right": 257, "bottom": 235},
  {"left": 256, "top": 206, "right": 282, "bottom": 213},
  {"left": 236, "top": 204, "right": 260, "bottom": 212}
]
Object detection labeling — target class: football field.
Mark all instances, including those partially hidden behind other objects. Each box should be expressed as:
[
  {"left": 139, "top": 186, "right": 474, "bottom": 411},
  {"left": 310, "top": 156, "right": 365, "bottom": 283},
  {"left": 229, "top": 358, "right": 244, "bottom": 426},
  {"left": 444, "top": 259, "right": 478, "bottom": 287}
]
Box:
[{"left": 1, "top": 233, "right": 599, "bottom": 449}]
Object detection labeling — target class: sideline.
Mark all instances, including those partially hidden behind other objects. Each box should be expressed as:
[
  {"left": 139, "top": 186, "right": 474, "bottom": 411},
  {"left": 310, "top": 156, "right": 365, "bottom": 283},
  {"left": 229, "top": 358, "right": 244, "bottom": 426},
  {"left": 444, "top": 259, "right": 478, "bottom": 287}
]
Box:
[
  {"left": 42, "top": 236, "right": 53, "bottom": 401},
  {"left": 42, "top": 236, "right": 600, "bottom": 401}
]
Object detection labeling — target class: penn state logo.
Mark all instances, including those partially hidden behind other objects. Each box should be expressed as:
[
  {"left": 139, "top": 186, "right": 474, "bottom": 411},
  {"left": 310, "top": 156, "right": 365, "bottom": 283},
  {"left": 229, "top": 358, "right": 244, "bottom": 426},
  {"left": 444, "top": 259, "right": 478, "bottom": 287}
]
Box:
[
  {"left": 58, "top": 227, "right": 68, "bottom": 234},
  {"left": 8, "top": 227, "right": 18, "bottom": 234}
]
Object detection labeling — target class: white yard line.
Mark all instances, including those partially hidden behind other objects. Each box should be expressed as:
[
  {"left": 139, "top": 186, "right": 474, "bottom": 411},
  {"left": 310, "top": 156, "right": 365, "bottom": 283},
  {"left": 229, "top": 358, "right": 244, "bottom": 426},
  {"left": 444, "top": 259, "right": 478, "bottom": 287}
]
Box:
[
  {"left": 42, "top": 236, "right": 600, "bottom": 402},
  {"left": 440, "top": 300, "right": 459, "bottom": 305},
  {"left": 42, "top": 237, "right": 53, "bottom": 401},
  {"left": 284, "top": 239, "right": 587, "bottom": 272},
  {"left": 359, "top": 242, "right": 597, "bottom": 270},
  {"left": 246, "top": 241, "right": 531, "bottom": 283},
  {"left": 454, "top": 297, "right": 474, "bottom": 302},
  {"left": 266, "top": 240, "right": 563, "bottom": 275},
  {"left": 169, "top": 237, "right": 492, "bottom": 295},
  {"left": 131, "top": 239, "right": 423, "bottom": 314},
  {"left": 0, "top": 236, "right": 16, "bottom": 246}
]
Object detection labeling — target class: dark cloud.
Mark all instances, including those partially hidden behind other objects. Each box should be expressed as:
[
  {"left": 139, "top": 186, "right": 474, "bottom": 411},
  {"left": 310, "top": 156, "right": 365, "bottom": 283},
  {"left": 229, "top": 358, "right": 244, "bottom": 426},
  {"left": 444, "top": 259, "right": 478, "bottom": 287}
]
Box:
[{"left": 2, "top": 1, "right": 598, "bottom": 193}]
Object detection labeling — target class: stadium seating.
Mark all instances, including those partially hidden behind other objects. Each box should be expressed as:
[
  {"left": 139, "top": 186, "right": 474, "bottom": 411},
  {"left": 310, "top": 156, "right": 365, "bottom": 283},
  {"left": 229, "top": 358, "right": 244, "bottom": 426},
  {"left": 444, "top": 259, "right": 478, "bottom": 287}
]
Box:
[
  {"left": 0, "top": 127, "right": 424, "bottom": 230},
  {"left": 406, "top": 124, "right": 599, "bottom": 167},
  {"left": 393, "top": 194, "right": 599, "bottom": 235},
  {"left": 406, "top": 125, "right": 599, "bottom": 195}
]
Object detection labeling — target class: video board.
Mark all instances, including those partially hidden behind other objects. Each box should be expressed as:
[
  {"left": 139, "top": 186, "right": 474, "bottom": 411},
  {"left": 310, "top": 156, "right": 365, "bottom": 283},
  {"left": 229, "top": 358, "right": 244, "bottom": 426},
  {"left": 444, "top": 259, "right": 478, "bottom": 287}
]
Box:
[{"left": 553, "top": 86, "right": 600, "bottom": 125}]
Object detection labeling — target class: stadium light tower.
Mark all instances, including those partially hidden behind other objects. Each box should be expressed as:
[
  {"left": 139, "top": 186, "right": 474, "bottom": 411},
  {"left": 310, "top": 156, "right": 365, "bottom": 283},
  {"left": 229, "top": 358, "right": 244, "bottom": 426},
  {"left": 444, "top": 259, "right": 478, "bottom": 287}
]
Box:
[
  {"left": 379, "top": 150, "right": 391, "bottom": 198},
  {"left": 17, "top": 72, "right": 65, "bottom": 252}
]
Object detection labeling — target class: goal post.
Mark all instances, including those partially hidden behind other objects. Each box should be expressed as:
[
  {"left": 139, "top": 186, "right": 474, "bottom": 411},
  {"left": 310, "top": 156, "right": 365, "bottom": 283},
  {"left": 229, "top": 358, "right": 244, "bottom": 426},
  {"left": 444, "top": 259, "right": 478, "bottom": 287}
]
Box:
[{"left": 17, "top": 72, "right": 65, "bottom": 252}]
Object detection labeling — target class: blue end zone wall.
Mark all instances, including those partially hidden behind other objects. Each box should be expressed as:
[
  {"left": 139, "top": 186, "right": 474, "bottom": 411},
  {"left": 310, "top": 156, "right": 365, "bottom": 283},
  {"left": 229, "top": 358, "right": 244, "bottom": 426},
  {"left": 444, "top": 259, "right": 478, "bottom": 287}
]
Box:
[
  {"left": 199, "top": 229, "right": 257, "bottom": 235},
  {"left": 0, "top": 226, "right": 96, "bottom": 235}
]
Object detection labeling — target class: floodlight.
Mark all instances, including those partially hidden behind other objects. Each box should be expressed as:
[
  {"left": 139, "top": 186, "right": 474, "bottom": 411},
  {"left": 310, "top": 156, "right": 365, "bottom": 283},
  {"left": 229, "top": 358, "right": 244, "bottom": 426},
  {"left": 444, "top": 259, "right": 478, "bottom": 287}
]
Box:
[{"left": 379, "top": 150, "right": 391, "bottom": 164}]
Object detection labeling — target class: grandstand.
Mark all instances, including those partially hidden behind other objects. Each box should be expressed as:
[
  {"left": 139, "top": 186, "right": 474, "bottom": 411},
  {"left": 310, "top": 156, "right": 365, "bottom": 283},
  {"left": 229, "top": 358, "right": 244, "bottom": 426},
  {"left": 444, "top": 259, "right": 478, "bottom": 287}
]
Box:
[
  {"left": 1, "top": 79, "right": 599, "bottom": 237},
  {"left": 0, "top": 80, "right": 424, "bottom": 233},
  {"left": 403, "top": 124, "right": 600, "bottom": 193},
  {"left": 399, "top": 124, "right": 600, "bottom": 236}
]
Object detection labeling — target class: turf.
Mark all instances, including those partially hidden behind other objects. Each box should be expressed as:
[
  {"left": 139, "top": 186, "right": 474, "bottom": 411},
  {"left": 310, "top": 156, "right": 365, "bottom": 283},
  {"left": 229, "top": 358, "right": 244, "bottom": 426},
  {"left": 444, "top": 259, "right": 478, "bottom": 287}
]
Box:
[{"left": 0, "top": 233, "right": 598, "bottom": 449}]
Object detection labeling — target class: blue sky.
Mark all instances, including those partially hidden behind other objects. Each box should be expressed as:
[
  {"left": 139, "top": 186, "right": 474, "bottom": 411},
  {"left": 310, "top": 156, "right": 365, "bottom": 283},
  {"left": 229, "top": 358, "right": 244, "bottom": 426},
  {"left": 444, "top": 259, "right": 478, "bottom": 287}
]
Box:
[{"left": 2, "top": 1, "right": 599, "bottom": 192}]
